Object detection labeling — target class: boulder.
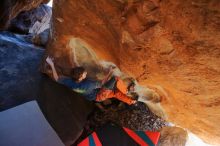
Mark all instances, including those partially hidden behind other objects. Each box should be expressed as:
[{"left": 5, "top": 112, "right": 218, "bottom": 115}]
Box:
[
  {"left": 8, "top": 4, "right": 52, "bottom": 34},
  {"left": 42, "top": 0, "right": 220, "bottom": 145},
  {"left": 159, "top": 127, "right": 188, "bottom": 146},
  {"left": 23, "top": 28, "right": 50, "bottom": 47},
  {"left": 0, "top": 31, "right": 44, "bottom": 111},
  {"left": 0, "top": 0, "right": 49, "bottom": 30},
  {"left": 32, "top": 28, "right": 50, "bottom": 46}
]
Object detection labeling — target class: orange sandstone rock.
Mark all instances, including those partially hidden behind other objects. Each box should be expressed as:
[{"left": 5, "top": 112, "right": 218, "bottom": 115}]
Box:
[{"left": 43, "top": 0, "right": 220, "bottom": 145}]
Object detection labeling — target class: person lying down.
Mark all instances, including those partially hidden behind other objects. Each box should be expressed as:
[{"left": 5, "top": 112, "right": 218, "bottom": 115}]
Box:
[{"left": 46, "top": 56, "right": 137, "bottom": 105}]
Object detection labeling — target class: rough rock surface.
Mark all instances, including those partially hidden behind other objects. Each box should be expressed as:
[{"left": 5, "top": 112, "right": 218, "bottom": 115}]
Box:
[
  {"left": 23, "top": 28, "right": 50, "bottom": 47},
  {"left": 43, "top": 0, "right": 220, "bottom": 144},
  {"left": 8, "top": 4, "right": 52, "bottom": 34},
  {"left": 0, "top": 0, "right": 49, "bottom": 30},
  {"left": 32, "top": 28, "right": 50, "bottom": 46},
  {"left": 0, "top": 31, "right": 44, "bottom": 111},
  {"left": 158, "top": 127, "right": 188, "bottom": 146},
  {"left": 87, "top": 102, "right": 166, "bottom": 131}
]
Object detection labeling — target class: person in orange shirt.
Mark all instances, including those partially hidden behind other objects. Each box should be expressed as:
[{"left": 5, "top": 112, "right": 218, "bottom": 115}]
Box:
[
  {"left": 96, "top": 76, "right": 137, "bottom": 105},
  {"left": 46, "top": 56, "right": 137, "bottom": 105}
]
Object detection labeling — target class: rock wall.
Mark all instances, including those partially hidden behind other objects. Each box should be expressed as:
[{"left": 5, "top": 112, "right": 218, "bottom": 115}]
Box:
[
  {"left": 8, "top": 4, "right": 52, "bottom": 34},
  {"left": 43, "top": 0, "right": 220, "bottom": 145},
  {"left": 0, "top": 31, "right": 44, "bottom": 111},
  {"left": 159, "top": 127, "right": 188, "bottom": 146},
  {"left": 0, "top": 0, "right": 49, "bottom": 30}
]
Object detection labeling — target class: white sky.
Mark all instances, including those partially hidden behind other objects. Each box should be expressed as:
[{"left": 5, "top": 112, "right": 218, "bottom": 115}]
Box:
[
  {"left": 186, "top": 132, "right": 213, "bottom": 146},
  {"left": 47, "top": 0, "right": 53, "bottom": 7}
]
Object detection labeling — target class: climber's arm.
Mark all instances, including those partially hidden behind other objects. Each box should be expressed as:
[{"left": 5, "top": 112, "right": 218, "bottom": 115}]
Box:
[
  {"left": 101, "top": 66, "right": 116, "bottom": 85},
  {"left": 46, "top": 56, "right": 59, "bottom": 81},
  {"left": 114, "top": 90, "right": 137, "bottom": 105}
]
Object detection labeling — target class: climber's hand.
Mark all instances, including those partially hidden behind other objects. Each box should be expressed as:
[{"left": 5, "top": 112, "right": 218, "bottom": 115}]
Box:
[
  {"left": 101, "top": 65, "right": 117, "bottom": 85},
  {"left": 131, "top": 100, "right": 137, "bottom": 105},
  {"left": 109, "top": 65, "right": 116, "bottom": 72},
  {"left": 46, "top": 56, "right": 54, "bottom": 66}
]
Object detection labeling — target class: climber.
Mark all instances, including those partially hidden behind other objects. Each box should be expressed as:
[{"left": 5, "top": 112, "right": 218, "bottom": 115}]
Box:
[
  {"left": 101, "top": 76, "right": 139, "bottom": 109},
  {"left": 45, "top": 56, "right": 137, "bottom": 105}
]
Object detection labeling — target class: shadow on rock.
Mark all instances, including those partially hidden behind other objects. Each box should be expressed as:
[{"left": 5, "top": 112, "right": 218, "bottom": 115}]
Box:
[{"left": 37, "top": 75, "right": 94, "bottom": 145}]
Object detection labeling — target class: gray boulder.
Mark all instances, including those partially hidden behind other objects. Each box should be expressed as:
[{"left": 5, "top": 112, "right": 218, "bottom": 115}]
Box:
[
  {"left": 8, "top": 4, "right": 51, "bottom": 34},
  {"left": 0, "top": 31, "right": 44, "bottom": 111}
]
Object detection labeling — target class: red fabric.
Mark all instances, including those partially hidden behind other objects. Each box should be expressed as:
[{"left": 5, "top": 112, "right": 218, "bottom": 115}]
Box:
[
  {"left": 92, "top": 132, "right": 102, "bottom": 146},
  {"left": 78, "top": 132, "right": 102, "bottom": 146},
  {"left": 78, "top": 127, "right": 160, "bottom": 146},
  {"left": 123, "top": 128, "right": 149, "bottom": 146},
  {"left": 145, "top": 131, "right": 160, "bottom": 145},
  {"left": 77, "top": 137, "right": 89, "bottom": 146}
]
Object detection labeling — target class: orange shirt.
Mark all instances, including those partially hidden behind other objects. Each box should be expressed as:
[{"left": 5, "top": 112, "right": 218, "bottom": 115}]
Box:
[
  {"left": 115, "top": 77, "right": 128, "bottom": 94},
  {"left": 96, "top": 88, "right": 134, "bottom": 105}
]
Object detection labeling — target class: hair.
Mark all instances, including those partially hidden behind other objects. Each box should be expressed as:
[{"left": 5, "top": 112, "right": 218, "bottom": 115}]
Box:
[
  {"left": 127, "top": 82, "right": 135, "bottom": 91},
  {"left": 71, "top": 66, "right": 86, "bottom": 81},
  {"left": 123, "top": 77, "right": 135, "bottom": 91}
]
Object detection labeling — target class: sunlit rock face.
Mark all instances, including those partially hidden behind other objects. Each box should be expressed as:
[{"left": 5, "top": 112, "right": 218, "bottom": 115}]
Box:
[
  {"left": 159, "top": 127, "right": 188, "bottom": 146},
  {"left": 0, "top": 0, "right": 49, "bottom": 30},
  {"left": 44, "top": 0, "right": 220, "bottom": 144}
]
